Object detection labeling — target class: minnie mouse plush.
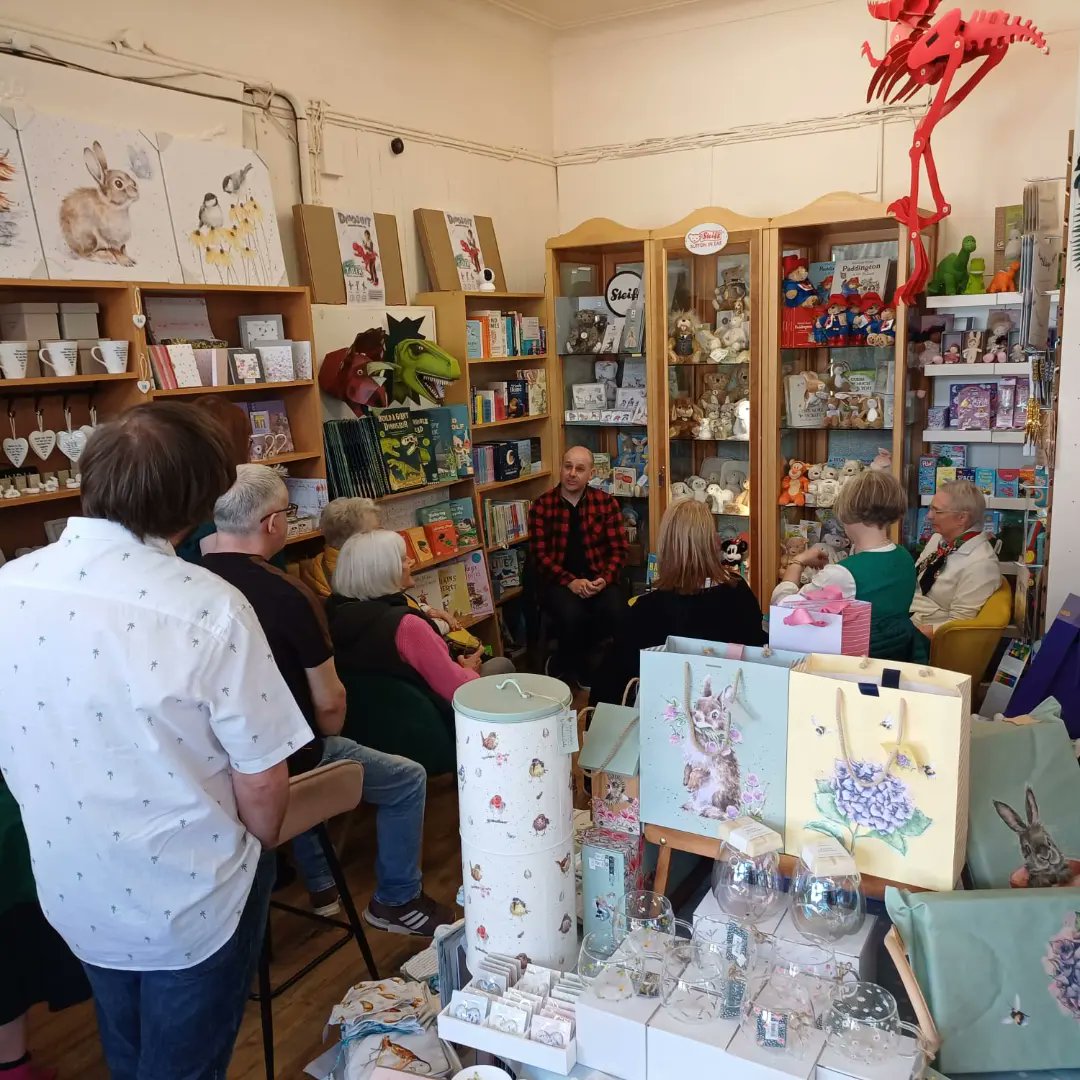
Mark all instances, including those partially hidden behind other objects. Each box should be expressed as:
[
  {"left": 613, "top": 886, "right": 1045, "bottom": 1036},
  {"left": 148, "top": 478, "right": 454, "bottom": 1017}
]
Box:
[{"left": 721, "top": 537, "right": 748, "bottom": 574}]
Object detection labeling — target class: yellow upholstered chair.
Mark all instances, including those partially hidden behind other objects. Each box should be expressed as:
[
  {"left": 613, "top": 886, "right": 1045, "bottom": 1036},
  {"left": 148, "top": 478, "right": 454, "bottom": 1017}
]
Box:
[{"left": 929, "top": 578, "right": 1013, "bottom": 683}]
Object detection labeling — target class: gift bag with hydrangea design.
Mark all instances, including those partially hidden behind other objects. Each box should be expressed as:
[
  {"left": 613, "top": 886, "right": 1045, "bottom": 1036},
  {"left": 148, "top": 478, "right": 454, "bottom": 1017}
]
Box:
[
  {"left": 639, "top": 637, "right": 805, "bottom": 843},
  {"left": 785, "top": 656, "right": 970, "bottom": 891}
]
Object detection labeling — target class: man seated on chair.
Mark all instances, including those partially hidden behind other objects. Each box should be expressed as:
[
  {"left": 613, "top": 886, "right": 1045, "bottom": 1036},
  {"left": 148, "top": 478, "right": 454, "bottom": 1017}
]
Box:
[
  {"left": 203, "top": 465, "right": 455, "bottom": 937},
  {"left": 528, "top": 446, "right": 628, "bottom": 688}
]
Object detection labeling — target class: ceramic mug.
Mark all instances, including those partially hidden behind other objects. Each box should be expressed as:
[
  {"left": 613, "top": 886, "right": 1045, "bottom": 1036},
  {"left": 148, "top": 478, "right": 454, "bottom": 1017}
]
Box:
[
  {"left": 38, "top": 340, "right": 79, "bottom": 377},
  {"left": 0, "top": 341, "right": 31, "bottom": 380},
  {"left": 91, "top": 339, "right": 130, "bottom": 374},
  {"left": 248, "top": 432, "right": 289, "bottom": 461}
]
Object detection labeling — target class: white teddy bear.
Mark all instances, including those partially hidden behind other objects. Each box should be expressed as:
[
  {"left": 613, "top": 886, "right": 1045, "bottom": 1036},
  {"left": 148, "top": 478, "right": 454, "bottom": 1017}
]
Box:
[
  {"left": 670, "top": 481, "right": 692, "bottom": 501},
  {"left": 688, "top": 475, "right": 709, "bottom": 503},
  {"left": 816, "top": 465, "right": 840, "bottom": 508},
  {"left": 733, "top": 398, "right": 751, "bottom": 439},
  {"left": 838, "top": 458, "right": 864, "bottom": 488},
  {"left": 705, "top": 483, "right": 733, "bottom": 514},
  {"left": 805, "top": 463, "right": 823, "bottom": 507}
]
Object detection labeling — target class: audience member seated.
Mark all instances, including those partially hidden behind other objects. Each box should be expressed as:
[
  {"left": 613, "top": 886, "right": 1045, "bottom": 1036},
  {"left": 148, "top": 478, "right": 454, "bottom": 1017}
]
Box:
[
  {"left": 773, "top": 469, "right": 917, "bottom": 661},
  {"left": 1, "top": 773, "right": 90, "bottom": 1080},
  {"left": 528, "top": 446, "right": 628, "bottom": 688},
  {"left": 203, "top": 466, "right": 454, "bottom": 935},
  {"left": 296, "top": 497, "right": 381, "bottom": 597},
  {"left": 591, "top": 499, "right": 766, "bottom": 706},
  {"left": 328, "top": 530, "right": 513, "bottom": 715},
  {"left": 911, "top": 479, "right": 1000, "bottom": 644},
  {"left": 0, "top": 403, "right": 312, "bottom": 1079}
]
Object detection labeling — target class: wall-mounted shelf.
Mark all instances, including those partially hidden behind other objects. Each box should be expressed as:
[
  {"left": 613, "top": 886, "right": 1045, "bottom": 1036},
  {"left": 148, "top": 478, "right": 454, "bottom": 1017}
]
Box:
[
  {"left": 920, "top": 494, "right": 1032, "bottom": 511},
  {"left": 0, "top": 487, "right": 81, "bottom": 511},
  {"left": 923, "top": 290, "right": 1059, "bottom": 310},
  {"left": 922, "top": 429, "right": 1027, "bottom": 444},
  {"left": 0, "top": 372, "right": 140, "bottom": 391},
  {"left": 474, "top": 413, "right": 550, "bottom": 431},
  {"left": 469, "top": 354, "right": 550, "bottom": 365},
  {"left": 152, "top": 379, "right": 315, "bottom": 397}
]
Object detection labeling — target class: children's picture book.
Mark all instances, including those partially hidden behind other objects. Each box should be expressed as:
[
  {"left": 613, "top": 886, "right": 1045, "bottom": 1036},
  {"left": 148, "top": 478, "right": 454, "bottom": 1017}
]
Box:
[
  {"left": 423, "top": 519, "right": 459, "bottom": 557},
  {"left": 447, "top": 497, "right": 480, "bottom": 549},
  {"left": 808, "top": 261, "right": 835, "bottom": 304},
  {"left": 373, "top": 407, "right": 426, "bottom": 492},
  {"left": 437, "top": 562, "right": 472, "bottom": 620},
  {"left": 409, "top": 411, "right": 438, "bottom": 483},
  {"left": 462, "top": 550, "right": 494, "bottom": 617},
  {"left": 406, "top": 526, "right": 434, "bottom": 564},
  {"left": 410, "top": 568, "right": 442, "bottom": 609},
  {"left": 446, "top": 404, "right": 473, "bottom": 476},
  {"left": 424, "top": 407, "right": 459, "bottom": 483},
  {"left": 444, "top": 212, "right": 486, "bottom": 290},
  {"left": 518, "top": 368, "right": 548, "bottom": 415},
  {"left": 612, "top": 466, "right": 637, "bottom": 495},
  {"left": 247, "top": 399, "right": 294, "bottom": 457},
  {"left": 334, "top": 208, "right": 385, "bottom": 304},
  {"left": 832, "top": 258, "right": 893, "bottom": 300}
]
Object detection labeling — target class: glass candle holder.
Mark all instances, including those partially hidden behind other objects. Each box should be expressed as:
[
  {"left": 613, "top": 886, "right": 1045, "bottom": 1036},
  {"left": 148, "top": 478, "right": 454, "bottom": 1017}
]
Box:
[
  {"left": 790, "top": 855, "right": 866, "bottom": 944},
  {"left": 660, "top": 942, "right": 729, "bottom": 1025},
  {"left": 823, "top": 982, "right": 903, "bottom": 1063},
  {"left": 711, "top": 841, "right": 788, "bottom": 926},
  {"left": 741, "top": 970, "right": 816, "bottom": 1053},
  {"left": 578, "top": 930, "right": 640, "bottom": 1001}
]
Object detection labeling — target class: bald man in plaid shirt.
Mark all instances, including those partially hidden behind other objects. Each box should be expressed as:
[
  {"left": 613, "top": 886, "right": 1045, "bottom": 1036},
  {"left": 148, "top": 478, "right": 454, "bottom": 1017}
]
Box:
[{"left": 528, "top": 446, "right": 628, "bottom": 688}]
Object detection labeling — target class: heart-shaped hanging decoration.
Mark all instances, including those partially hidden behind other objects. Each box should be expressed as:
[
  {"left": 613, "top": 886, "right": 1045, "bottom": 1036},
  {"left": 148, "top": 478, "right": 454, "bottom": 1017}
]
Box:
[
  {"left": 28, "top": 428, "right": 57, "bottom": 460},
  {"left": 2, "top": 436, "right": 28, "bottom": 468},
  {"left": 137, "top": 379, "right": 151, "bottom": 394},
  {"left": 133, "top": 313, "right": 147, "bottom": 329},
  {"left": 57, "top": 429, "right": 88, "bottom": 463}
]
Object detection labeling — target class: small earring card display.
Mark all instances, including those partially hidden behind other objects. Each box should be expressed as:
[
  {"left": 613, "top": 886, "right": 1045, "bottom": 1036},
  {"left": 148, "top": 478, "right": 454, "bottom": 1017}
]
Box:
[{"left": 415, "top": 208, "right": 506, "bottom": 292}]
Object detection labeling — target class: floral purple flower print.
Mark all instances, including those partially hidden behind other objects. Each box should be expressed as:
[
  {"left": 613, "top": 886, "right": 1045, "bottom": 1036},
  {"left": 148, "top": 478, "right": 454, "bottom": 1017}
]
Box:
[
  {"left": 1043, "top": 912, "right": 1080, "bottom": 1020},
  {"left": 663, "top": 699, "right": 685, "bottom": 744},
  {"left": 804, "top": 759, "right": 932, "bottom": 854}
]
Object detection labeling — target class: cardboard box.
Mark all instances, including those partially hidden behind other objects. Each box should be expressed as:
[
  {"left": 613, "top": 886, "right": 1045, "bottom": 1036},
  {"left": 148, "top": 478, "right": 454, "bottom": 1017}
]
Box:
[
  {"left": 415, "top": 207, "right": 506, "bottom": 292},
  {"left": 646, "top": 1005, "right": 740, "bottom": 1080},
  {"left": 815, "top": 1034, "right": 922, "bottom": 1080},
  {"left": 437, "top": 1005, "right": 577, "bottom": 1075},
  {"left": 726, "top": 1024, "right": 827, "bottom": 1080},
  {"left": 292, "top": 203, "right": 406, "bottom": 305},
  {"left": 58, "top": 302, "right": 100, "bottom": 340},
  {"left": 576, "top": 989, "right": 661, "bottom": 1080},
  {"left": 0, "top": 302, "right": 60, "bottom": 343},
  {"left": 692, "top": 886, "right": 788, "bottom": 940}
]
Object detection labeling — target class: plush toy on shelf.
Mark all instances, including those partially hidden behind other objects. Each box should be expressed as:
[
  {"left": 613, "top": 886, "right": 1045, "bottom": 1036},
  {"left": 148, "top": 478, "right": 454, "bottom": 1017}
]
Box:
[
  {"left": 805, "top": 462, "right": 823, "bottom": 505},
  {"left": 622, "top": 507, "right": 640, "bottom": 544},
  {"left": 870, "top": 447, "right": 892, "bottom": 471},
  {"left": 566, "top": 309, "right": 605, "bottom": 354},
  {"left": 696, "top": 325, "right": 727, "bottom": 363},
  {"left": 705, "top": 482, "right": 733, "bottom": 514},
  {"left": 782, "top": 256, "right": 819, "bottom": 308},
  {"left": 821, "top": 519, "right": 851, "bottom": 564},
  {"left": 778, "top": 460, "right": 809, "bottom": 506},
  {"left": 721, "top": 537, "right": 749, "bottom": 577},
  {"left": 688, "top": 475, "right": 709, "bottom": 503},
  {"left": 838, "top": 458, "right": 864, "bottom": 487},
  {"left": 988, "top": 260, "right": 1021, "bottom": 294},
  {"left": 670, "top": 481, "right": 692, "bottom": 501},
  {"left": 943, "top": 343, "right": 962, "bottom": 363},
  {"left": 668, "top": 310, "right": 701, "bottom": 363},
  {"left": 717, "top": 401, "right": 736, "bottom": 440},
  {"left": 866, "top": 305, "right": 896, "bottom": 347},
  {"left": 779, "top": 535, "right": 808, "bottom": 577},
  {"left": 670, "top": 397, "right": 698, "bottom": 438},
  {"left": 964, "top": 257, "right": 987, "bottom": 294},
  {"left": 961, "top": 330, "right": 983, "bottom": 364},
  {"left": 733, "top": 398, "right": 751, "bottom": 439},
  {"left": 816, "top": 465, "right": 840, "bottom": 508},
  {"left": 720, "top": 299, "right": 751, "bottom": 364},
  {"left": 847, "top": 295, "right": 868, "bottom": 345},
  {"left": 983, "top": 316, "right": 1011, "bottom": 362},
  {"left": 716, "top": 266, "right": 749, "bottom": 311},
  {"left": 927, "top": 235, "right": 977, "bottom": 296}
]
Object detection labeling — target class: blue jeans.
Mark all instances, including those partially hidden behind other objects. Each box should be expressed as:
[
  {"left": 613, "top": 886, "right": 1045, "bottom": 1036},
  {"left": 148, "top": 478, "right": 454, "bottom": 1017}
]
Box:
[
  {"left": 82, "top": 850, "right": 274, "bottom": 1080},
  {"left": 292, "top": 735, "right": 426, "bottom": 906}
]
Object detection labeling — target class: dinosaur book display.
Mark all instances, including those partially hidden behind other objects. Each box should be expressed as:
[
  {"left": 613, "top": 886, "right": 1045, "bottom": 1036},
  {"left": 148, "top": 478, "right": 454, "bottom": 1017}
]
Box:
[{"left": 373, "top": 407, "right": 426, "bottom": 492}]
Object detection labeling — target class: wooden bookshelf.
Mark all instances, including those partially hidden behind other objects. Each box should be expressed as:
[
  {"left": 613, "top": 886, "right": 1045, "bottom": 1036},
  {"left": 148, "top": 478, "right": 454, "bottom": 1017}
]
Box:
[
  {"left": 0, "top": 278, "right": 325, "bottom": 556},
  {"left": 485, "top": 533, "right": 529, "bottom": 554},
  {"left": 476, "top": 469, "right": 551, "bottom": 494},
  {"left": 474, "top": 412, "right": 550, "bottom": 431}
]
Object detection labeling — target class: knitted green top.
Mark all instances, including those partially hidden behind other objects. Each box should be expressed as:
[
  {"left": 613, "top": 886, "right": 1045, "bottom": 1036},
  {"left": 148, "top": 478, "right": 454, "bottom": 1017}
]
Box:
[{"left": 843, "top": 545, "right": 918, "bottom": 661}]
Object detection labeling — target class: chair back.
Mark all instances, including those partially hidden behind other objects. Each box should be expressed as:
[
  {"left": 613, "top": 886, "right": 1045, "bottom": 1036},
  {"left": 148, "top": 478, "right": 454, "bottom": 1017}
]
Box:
[
  {"left": 278, "top": 760, "right": 364, "bottom": 844},
  {"left": 930, "top": 578, "right": 1012, "bottom": 683}
]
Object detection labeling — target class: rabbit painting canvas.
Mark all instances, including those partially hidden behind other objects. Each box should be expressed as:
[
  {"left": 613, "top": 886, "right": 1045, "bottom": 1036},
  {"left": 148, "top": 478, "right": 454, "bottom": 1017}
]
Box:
[
  {"left": 19, "top": 113, "right": 180, "bottom": 281},
  {"left": 159, "top": 138, "right": 285, "bottom": 287},
  {"left": 0, "top": 110, "right": 45, "bottom": 278}
]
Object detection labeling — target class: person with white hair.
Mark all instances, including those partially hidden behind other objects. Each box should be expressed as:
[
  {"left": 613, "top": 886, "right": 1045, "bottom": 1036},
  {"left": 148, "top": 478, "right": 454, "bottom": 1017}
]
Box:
[
  {"left": 327, "top": 530, "right": 514, "bottom": 719},
  {"left": 203, "top": 465, "right": 454, "bottom": 937}
]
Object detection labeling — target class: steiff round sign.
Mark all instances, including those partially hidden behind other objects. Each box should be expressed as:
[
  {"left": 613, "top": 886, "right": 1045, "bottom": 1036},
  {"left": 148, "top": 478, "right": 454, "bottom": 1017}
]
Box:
[
  {"left": 605, "top": 270, "right": 642, "bottom": 316},
  {"left": 684, "top": 223, "right": 729, "bottom": 255}
]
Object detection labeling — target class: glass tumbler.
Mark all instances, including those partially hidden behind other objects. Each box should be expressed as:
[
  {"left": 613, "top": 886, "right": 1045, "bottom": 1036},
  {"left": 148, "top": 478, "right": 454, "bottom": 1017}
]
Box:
[
  {"left": 823, "top": 982, "right": 903, "bottom": 1063},
  {"left": 741, "top": 970, "right": 816, "bottom": 1053},
  {"left": 577, "top": 930, "right": 640, "bottom": 1001},
  {"left": 790, "top": 855, "right": 866, "bottom": 943},
  {"left": 693, "top": 914, "right": 758, "bottom": 975},
  {"left": 660, "top": 942, "right": 729, "bottom": 1024},
  {"left": 711, "top": 840, "right": 789, "bottom": 926},
  {"left": 770, "top": 939, "right": 840, "bottom": 1024}
]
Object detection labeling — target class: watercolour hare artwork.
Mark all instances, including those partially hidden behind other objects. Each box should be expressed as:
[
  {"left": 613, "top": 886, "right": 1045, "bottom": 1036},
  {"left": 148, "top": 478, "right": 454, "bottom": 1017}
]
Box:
[
  {"left": 59, "top": 141, "right": 139, "bottom": 266},
  {"left": 994, "top": 786, "right": 1074, "bottom": 887},
  {"left": 681, "top": 672, "right": 741, "bottom": 819}
]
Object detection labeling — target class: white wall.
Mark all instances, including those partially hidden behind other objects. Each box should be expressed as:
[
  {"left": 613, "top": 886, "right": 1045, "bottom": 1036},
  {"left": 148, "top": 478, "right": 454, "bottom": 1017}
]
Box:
[
  {"left": 0, "top": 0, "right": 558, "bottom": 294},
  {"left": 552, "top": 0, "right": 1080, "bottom": 250}
]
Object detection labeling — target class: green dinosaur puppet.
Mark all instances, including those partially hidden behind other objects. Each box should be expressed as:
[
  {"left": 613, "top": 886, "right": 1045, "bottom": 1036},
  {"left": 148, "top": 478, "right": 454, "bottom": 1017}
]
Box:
[{"left": 365, "top": 313, "right": 461, "bottom": 406}]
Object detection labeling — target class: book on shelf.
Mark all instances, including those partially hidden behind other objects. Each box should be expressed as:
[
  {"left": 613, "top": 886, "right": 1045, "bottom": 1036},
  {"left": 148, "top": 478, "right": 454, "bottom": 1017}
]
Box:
[
  {"left": 446, "top": 497, "right": 480, "bottom": 549},
  {"left": 516, "top": 438, "right": 532, "bottom": 476},
  {"left": 445, "top": 404, "right": 473, "bottom": 477},
  {"left": 284, "top": 477, "right": 328, "bottom": 520},
  {"left": 423, "top": 519, "right": 459, "bottom": 557},
  {"left": 484, "top": 498, "right": 529, "bottom": 547},
  {"left": 403, "top": 526, "right": 434, "bottom": 564},
  {"left": 193, "top": 347, "right": 230, "bottom": 387},
  {"left": 833, "top": 258, "right": 894, "bottom": 302},
  {"left": 473, "top": 390, "right": 497, "bottom": 425},
  {"left": 463, "top": 309, "right": 547, "bottom": 359},
  {"left": 409, "top": 412, "right": 439, "bottom": 484},
  {"left": 489, "top": 547, "right": 524, "bottom": 598},
  {"left": 424, "top": 407, "right": 460, "bottom": 484},
  {"left": 591, "top": 452, "right": 612, "bottom": 488},
  {"left": 466, "top": 320, "right": 484, "bottom": 360},
  {"left": 410, "top": 568, "right": 442, "bottom": 610},
  {"left": 517, "top": 367, "right": 547, "bottom": 415},
  {"left": 506, "top": 379, "right": 528, "bottom": 418},
  {"left": 228, "top": 349, "right": 264, "bottom": 386},
  {"left": 247, "top": 399, "right": 294, "bottom": 455},
  {"left": 462, "top": 549, "right": 494, "bottom": 617},
  {"left": 437, "top": 561, "right": 472, "bottom": 621},
  {"left": 373, "top": 407, "right": 426, "bottom": 492},
  {"left": 256, "top": 343, "right": 297, "bottom": 383}
]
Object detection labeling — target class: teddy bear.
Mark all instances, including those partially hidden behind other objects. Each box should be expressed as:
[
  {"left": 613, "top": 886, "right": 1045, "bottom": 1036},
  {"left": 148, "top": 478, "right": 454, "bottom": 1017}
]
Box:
[
  {"left": 726, "top": 365, "right": 750, "bottom": 401},
  {"left": 668, "top": 310, "right": 701, "bottom": 364},
  {"left": 733, "top": 398, "right": 751, "bottom": 439},
  {"left": 705, "top": 483, "right": 732, "bottom": 513},
  {"left": 714, "top": 267, "right": 749, "bottom": 312},
  {"left": 783, "top": 256, "right": 819, "bottom": 308},
  {"left": 816, "top": 465, "right": 840, "bottom": 508},
  {"left": 670, "top": 397, "right": 698, "bottom": 439},
  {"left": 720, "top": 309, "right": 750, "bottom": 364},
  {"left": 595, "top": 358, "right": 618, "bottom": 407},
  {"left": 670, "top": 481, "right": 692, "bottom": 501},
  {"left": 734, "top": 477, "right": 750, "bottom": 514},
  {"left": 838, "top": 459, "right": 864, "bottom": 487},
  {"left": 702, "top": 372, "right": 726, "bottom": 407},
  {"left": 688, "top": 475, "right": 709, "bottom": 503},
  {"left": 805, "top": 462, "right": 823, "bottom": 506},
  {"left": 779, "top": 535, "right": 808, "bottom": 577},
  {"left": 862, "top": 396, "right": 883, "bottom": 428},
  {"left": 820, "top": 519, "right": 851, "bottom": 564},
  {"left": 696, "top": 325, "right": 727, "bottom": 363},
  {"left": 693, "top": 406, "right": 715, "bottom": 440},
  {"left": 565, "top": 309, "right": 605, "bottom": 355},
  {"left": 778, "top": 460, "right": 809, "bottom": 506},
  {"left": 870, "top": 448, "right": 892, "bottom": 471},
  {"left": 717, "top": 402, "right": 736, "bottom": 440},
  {"left": 983, "top": 315, "right": 1011, "bottom": 363}
]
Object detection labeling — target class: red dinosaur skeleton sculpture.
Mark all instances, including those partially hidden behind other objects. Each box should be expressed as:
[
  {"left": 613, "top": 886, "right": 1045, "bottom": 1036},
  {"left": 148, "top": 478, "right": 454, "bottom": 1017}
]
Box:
[{"left": 862, "top": 1, "right": 1048, "bottom": 305}]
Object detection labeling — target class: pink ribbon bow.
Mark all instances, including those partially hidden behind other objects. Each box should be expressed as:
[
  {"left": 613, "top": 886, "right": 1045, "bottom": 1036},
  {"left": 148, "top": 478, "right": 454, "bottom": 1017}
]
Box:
[
  {"left": 796, "top": 584, "right": 851, "bottom": 615},
  {"left": 783, "top": 607, "right": 828, "bottom": 627}
]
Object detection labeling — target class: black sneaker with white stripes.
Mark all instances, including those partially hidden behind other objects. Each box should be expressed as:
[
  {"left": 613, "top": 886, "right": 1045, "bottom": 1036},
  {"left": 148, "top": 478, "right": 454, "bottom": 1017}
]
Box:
[{"left": 363, "top": 892, "right": 455, "bottom": 936}]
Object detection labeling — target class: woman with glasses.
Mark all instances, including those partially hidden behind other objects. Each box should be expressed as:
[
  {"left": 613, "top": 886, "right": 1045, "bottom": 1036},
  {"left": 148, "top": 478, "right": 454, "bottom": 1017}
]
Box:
[{"left": 911, "top": 479, "right": 1000, "bottom": 644}]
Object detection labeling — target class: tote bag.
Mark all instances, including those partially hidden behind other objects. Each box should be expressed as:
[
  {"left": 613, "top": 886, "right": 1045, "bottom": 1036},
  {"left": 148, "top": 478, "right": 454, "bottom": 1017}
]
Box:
[
  {"left": 639, "top": 637, "right": 804, "bottom": 843},
  {"left": 784, "top": 655, "right": 971, "bottom": 891}
]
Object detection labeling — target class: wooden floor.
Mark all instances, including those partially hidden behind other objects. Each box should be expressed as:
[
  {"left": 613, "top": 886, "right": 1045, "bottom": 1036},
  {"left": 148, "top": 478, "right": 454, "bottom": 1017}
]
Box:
[{"left": 28, "top": 775, "right": 465, "bottom": 1079}]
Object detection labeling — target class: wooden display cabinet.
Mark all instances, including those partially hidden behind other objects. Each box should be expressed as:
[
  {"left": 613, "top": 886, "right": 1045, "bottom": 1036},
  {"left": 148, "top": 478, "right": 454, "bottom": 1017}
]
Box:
[
  {"left": 653, "top": 209, "right": 767, "bottom": 602},
  {"left": 761, "top": 194, "right": 927, "bottom": 593},
  {"left": 545, "top": 220, "right": 656, "bottom": 589}
]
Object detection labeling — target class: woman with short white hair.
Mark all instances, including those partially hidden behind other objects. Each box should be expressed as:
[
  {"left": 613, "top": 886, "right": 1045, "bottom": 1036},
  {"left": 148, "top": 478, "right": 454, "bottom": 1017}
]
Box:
[
  {"left": 328, "top": 530, "right": 512, "bottom": 716},
  {"left": 912, "top": 479, "right": 1001, "bottom": 641}
]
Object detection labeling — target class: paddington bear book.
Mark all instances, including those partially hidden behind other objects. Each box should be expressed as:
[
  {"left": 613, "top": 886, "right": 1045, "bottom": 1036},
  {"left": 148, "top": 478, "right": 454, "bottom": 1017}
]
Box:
[
  {"left": 373, "top": 407, "right": 426, "bottom": 492},
  {"left": 832, "top": 258, "right": 894, "bottom": 301}
]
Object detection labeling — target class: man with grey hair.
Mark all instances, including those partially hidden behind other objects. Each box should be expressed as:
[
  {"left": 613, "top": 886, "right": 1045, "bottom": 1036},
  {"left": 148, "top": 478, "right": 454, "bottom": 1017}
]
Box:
[{"left": 202, "top": 465, "right": 454, "bottom": 936}]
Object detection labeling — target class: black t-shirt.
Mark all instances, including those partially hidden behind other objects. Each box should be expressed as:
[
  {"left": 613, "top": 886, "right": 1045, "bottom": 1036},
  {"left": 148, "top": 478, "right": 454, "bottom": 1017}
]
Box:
[
  {"left": 562, "top": 497, "right": 589, "bottom": 577},
  {"left": 202, "top": 553, "right": 333, "bottom": 773}
]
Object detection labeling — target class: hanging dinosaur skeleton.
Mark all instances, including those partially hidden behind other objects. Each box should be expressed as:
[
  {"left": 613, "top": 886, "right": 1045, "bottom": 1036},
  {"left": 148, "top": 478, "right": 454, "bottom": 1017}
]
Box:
[{"left": 861, "top": 1, "right": 1049, "bottom": 305}]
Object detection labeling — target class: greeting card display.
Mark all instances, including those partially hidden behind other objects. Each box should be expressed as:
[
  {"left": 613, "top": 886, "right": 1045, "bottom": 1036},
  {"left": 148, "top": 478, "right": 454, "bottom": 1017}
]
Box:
[
  {"left": 454, "top": 675, "right": 577, "bottom": 973},
  {"left": 784, "top": 657, "right": 971, "bottom": 891},
  {"left": 639, "top": 638, "right": 804, "bottom": 843}
]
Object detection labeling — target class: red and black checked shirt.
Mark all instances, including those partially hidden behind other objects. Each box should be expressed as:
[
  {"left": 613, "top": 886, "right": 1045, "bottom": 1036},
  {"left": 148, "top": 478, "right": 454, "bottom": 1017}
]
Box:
[{"left": 528, "top": 485, "right": 628, "bottom": 586}]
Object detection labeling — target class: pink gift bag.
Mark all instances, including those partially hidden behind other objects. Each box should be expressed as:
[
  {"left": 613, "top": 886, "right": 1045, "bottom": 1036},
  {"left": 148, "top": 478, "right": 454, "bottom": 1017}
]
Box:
[{"left": 770, "top": 586, "right": 872, "bottom": 656}]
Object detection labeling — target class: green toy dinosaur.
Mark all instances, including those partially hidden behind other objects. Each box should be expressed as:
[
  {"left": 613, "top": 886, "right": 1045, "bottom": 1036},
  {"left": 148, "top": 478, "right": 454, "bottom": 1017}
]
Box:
[
  {"left": 365, "top": 313, "right": 462, "bottom": 406},
  {"left": 927, "top": 235, "right": 977, "bottom": 296},
  {"left": 963, "top": 257, "right": 987, "bottom": 294}
]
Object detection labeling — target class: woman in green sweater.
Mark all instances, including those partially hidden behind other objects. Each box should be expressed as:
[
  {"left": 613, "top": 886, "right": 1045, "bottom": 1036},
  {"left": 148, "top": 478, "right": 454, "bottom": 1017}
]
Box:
[{"left": 772, "top": 468, "right": 918, "bottom": 660}]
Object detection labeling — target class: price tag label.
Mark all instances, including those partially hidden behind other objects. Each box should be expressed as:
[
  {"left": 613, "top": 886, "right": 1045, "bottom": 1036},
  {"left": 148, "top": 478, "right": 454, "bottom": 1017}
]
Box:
[{"left": 556, "top": 707, "right": 579, "bottom": 755}]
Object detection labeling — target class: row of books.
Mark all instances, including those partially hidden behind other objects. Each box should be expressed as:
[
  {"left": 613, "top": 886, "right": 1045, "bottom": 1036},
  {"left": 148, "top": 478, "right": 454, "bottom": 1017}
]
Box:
[
  {"left": 410, "top": 552, "right": 493, "bottom": 622},
  {"left": 489, "top": 546, "right": 525, "bottom": 599},
  {"left": 466, "top": 310, "right": 546, "bottom": 359},
  {"left": 324, "top": 405, "right": 473, "bottom": 498},
  {"left": 147, "top": 341, "right": 312, "bottom": 390},
  {"left": 472, "top": 369, "right": 548, "bottom": 423},
  {"left": 484, "top": 499, "right": 529, "bottom": 548},
  {"left": 397, "top": 498, "right": 481, "bottom": 563},
  {"left": 472, "top": 438, "right": 542, "bottom": 485}
]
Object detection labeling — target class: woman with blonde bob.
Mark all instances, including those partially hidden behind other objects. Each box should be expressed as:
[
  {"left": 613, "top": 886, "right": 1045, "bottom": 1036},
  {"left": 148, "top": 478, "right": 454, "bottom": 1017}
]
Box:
[
  {"left": 327, "top": 529, "right": 511, "bottom": 719},
  {"left": 590, "top": 498, "right": 765, "bottom": 705},
  {"left": 773, "top": 468, "right": 917, "bottom": 660}
]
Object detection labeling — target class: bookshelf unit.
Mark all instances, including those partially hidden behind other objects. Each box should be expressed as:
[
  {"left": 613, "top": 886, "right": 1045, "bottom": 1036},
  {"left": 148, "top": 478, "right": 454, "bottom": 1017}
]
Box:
[
  {"left": 416, "top": 290, "right": 555, "bottom": 658},
  {"left": 0, "top": 278, "right": 326, "bottom": 556}
]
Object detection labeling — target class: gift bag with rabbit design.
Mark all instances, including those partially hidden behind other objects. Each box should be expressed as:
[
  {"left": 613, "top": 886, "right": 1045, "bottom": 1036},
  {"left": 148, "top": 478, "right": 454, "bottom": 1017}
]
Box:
[
  {"left": 639, "top": 638, "right": 804, "bottom": 842},
  {"left": 784, "top": 656, "right": 970, "bottom": 891}
]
